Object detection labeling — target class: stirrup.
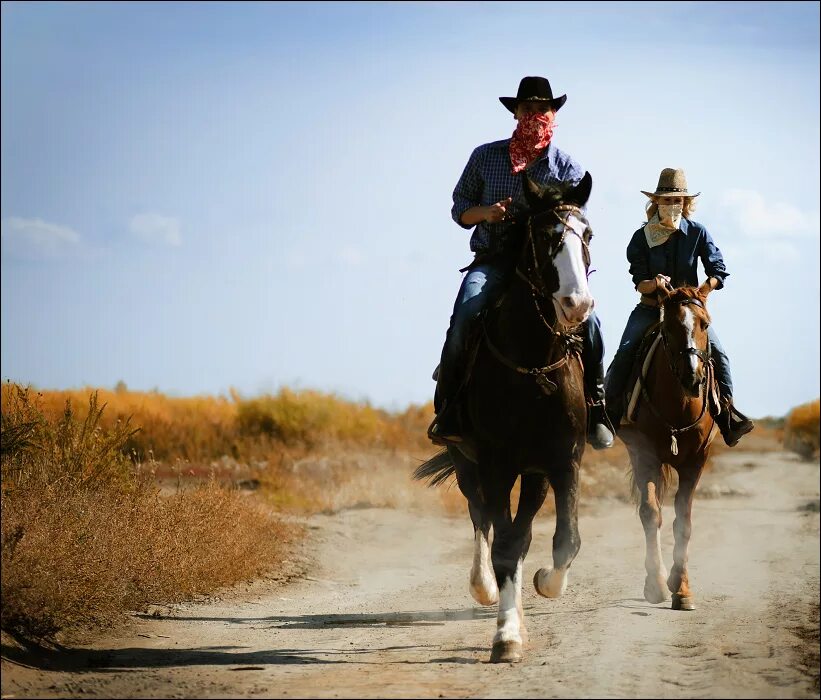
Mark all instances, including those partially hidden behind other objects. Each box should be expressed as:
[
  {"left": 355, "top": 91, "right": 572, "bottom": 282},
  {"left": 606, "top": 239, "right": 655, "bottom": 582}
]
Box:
[
  {"left": 718, "top": 405, "right": 754, "bottom": 447},
  {"left": 426, "top": 407, "right": 463, "bottom": 446},
  {"left": 427, "top": 421, "right": 463, "bottom": 446}
]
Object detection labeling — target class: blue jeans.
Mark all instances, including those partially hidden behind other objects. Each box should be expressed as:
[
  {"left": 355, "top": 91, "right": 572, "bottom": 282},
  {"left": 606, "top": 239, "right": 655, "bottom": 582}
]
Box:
[
  {"left": 604, "top": 303, "right": 733, "bottom": 409},
  {"left": 436, "top": 261, "right": 606, "bottom": 404}
]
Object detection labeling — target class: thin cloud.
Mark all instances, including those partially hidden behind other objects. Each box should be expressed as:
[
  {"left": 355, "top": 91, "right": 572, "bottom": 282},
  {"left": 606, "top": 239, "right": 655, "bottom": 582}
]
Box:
[
  {"left": 286, "top": 251, "right": 307, "bottom": 269},
  {"left": 0, "top": 216, "right": 81, "bottom": 259},
  {"left": 719, "top": 189, "right": 819, "bottom": 239},
  {"left": 129, "top": 213, "right": 182, "bottom": 247},
  {"left": 338, "top": 246, "right": 364, "bottom": 266}
]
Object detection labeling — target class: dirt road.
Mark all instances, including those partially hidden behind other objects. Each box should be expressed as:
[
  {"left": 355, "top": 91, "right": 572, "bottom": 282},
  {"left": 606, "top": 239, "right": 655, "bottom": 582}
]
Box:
[{"left": 2, "top": 448, "right": 819, "bottom": 699}]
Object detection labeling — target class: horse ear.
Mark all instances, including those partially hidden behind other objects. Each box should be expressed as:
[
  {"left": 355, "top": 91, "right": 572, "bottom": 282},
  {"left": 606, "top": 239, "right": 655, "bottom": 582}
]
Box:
[
  {"left": 566, "top": 171, "right": 593, "bottom": 207},
  {"left": 657, "top": 285, "right": 672, "bottom": 304},
  {"left": 522, "top": 172, "right": 542, "bottom": 205}
]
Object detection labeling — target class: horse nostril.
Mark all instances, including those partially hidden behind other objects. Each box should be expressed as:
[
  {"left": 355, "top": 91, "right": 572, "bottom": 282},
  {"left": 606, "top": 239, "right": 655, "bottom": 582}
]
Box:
[
  {"left": 560, "top": 295, "right": 592, "bottom": 312},
  {"left": 557, "top": 295, "right": 593, "bottom": 324}
]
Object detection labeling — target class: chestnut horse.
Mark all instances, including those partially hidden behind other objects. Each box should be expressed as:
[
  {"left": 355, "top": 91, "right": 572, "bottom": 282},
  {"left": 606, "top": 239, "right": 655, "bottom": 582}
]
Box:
[
  {"left": 619, "top": 283, "right": 718, "bottom": 611},
  {"left": 414, "top": 172, "right": 594, "bottom": 663}
]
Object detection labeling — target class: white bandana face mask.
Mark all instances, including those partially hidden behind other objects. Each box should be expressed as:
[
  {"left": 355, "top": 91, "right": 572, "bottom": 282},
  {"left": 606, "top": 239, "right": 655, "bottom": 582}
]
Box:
[{"left": 657, "top": 203, "right": 683, "bottom": 230}]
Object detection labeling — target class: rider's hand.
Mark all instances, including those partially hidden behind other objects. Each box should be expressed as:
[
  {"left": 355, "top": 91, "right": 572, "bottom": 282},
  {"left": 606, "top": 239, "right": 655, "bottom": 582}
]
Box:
[
  {"left": 484, "top": 197, "right": 513, "bottom": 223},
  {"left": 654, "top": 274, "right": 673, "bottom": 292}
]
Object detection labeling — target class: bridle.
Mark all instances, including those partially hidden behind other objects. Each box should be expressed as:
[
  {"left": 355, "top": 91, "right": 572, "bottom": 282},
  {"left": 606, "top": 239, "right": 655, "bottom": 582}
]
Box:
[
  {"left": 482, "top": 204, "right": 591, "bottom": 396},
  {"left": 638, "top": 296, "right": 713, "bottom": 454},
  {"left": 514, "top": 204, "right": 592, "bottom": 305}
]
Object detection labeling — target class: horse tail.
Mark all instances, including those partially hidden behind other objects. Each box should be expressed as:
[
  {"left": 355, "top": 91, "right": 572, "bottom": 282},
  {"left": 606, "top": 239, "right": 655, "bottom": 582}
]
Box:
[
  {"left": 412, "top": 449, "right": 456, "bottom": 488},
  {"left": 628, "top": 463, "right": 676, "bottom": 509},
  {"left": 658, "top": 464, "right": 675, "bottom": 504}
]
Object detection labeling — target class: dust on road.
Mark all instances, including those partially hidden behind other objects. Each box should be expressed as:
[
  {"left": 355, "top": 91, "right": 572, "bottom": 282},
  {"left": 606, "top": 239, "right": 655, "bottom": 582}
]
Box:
[{"left": 2, "top": 449, "right": 819, "bottom": 699}]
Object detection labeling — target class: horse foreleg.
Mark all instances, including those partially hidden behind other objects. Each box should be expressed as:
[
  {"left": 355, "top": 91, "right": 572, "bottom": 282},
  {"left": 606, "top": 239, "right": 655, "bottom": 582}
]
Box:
[
  {"left": 501, "top": 473, "right": 550, "bottom": 643},
  {"left": 469, "top": 520, "right": 498, "bottom": 606},
  {"left": 637, "top": 470, "right": 670, "bottom": 604},
  {"left": 534, "top": 463, "right": 580, "bottom": 599},
  {"left": 668, "top": 470, "right": 701, "bottom": 611},
  {"left": 487, "top": 473, "right": 525, "bottom": 663},
  {"left": 490, "top": 534, "right": 524, "bottom": 664}
]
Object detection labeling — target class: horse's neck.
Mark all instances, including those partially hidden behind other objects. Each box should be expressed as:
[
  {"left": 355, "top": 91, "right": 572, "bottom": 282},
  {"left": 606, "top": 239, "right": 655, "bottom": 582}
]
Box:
[
  {"left": 492, "top": 274, "right": 558, "bottom": 361},
  {"left": 648, "top": 340, "right": 705, "bottom": 418}
]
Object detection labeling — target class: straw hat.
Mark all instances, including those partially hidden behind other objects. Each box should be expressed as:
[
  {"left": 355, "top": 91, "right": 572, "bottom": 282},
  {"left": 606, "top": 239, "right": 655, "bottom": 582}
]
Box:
[{"left": 641, "top": 168, "right": 701, "bottom": 198}]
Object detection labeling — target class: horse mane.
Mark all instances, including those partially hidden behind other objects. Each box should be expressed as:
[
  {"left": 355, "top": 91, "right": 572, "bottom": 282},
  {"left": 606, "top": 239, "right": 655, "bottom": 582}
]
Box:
[
  {"left": 664, "top": 286, "right": 702, "bottom": 303},
  {"left": 662, "top": 286, "right": 712, "bottom": 323}
]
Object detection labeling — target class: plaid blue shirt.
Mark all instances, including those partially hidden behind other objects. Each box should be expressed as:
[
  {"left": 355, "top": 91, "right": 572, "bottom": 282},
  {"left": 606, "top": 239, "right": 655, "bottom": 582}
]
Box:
[{"left": 451, "top": 139, "right": 585, "bottom": 255}]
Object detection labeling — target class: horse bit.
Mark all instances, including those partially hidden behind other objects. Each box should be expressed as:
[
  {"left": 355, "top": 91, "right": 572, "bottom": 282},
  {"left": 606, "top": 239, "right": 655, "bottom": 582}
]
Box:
[{"left": 483, "top": 204, "right": 591, "bottom": 397}]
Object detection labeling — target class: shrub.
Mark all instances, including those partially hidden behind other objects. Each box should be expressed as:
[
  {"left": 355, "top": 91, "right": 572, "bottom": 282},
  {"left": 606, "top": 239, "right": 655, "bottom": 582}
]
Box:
[
  {"left": 1, "top": 384, "right": 293, "bottom": 643},
  {"left": 783, "top": 399, "right": 820, "bottom": 461}
]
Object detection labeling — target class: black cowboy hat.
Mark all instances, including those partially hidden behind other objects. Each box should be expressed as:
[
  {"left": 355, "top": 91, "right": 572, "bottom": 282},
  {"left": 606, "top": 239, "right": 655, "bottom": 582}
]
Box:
[{"left": 499, "top": 76, "right": 567, "bottom": 114}]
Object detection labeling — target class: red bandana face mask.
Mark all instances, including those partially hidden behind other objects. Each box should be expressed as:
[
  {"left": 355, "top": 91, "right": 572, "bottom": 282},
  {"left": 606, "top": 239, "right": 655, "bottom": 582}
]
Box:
[{"left": 509, "top": 111, "right": 555, "bottom": 173}]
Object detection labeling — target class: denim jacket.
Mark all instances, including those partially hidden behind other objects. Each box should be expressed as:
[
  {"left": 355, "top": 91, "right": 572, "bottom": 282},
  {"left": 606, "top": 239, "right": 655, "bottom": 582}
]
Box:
[{"left": 626, "top": 218, "right": 729, "bottom": 292}]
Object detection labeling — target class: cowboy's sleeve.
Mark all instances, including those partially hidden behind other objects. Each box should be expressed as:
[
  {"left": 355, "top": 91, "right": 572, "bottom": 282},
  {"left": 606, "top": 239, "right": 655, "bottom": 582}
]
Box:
[
  {"left": 627, "top": 228, "right": 651, "bottom": 289},
  {"left": 556, "top": 151, "right": 588, "bottom": 215},
  {"left": 698, "top": 224, "right": 729, "bottom": 289},
  {"left": 452, "top": 147, "right": 483, "bottom": 229}
]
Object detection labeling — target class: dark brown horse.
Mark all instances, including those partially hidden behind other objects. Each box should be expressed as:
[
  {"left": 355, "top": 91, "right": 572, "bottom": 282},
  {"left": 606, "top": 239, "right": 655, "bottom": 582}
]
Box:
[
  {"left": 414, "top": 172, "right": 595, "bottom": 663},
  {"left": 619, "top": 283, "right": 718, "bottom": 611}
]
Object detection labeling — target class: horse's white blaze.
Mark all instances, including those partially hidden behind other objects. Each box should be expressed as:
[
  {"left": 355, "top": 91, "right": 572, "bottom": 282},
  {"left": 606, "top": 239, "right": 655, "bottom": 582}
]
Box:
[
  {"left": 493, "top": 559, "right": 523, "bottom": 645},
  {"left": 535, "top": 566, "right": 568, "bottom": 598},
  {"left": 682, "top": 306, "right": 699, "bottom": 373},
  {"left": 553, "top": 215, "right": 592, "bottom": 326},
  {"left": 469, "top": 530, "right": 498, "bottom": 606}
]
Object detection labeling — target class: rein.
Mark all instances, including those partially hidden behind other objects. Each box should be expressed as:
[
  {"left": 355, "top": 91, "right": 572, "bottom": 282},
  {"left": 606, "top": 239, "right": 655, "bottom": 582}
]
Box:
[
  {"left": 638, "top": 299, "right": 713, "bottom": 455},
  {"left": 482, "top": 204, "right": 588, "bottom": 396},
  {"left": 482, "top": 320, "right": 579, "bottom": 395}
]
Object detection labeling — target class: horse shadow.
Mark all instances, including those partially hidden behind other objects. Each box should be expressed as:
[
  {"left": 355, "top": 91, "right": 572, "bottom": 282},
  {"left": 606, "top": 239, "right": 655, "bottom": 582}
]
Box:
[{"left": 1, "top": 608, "right": 494, "bottom": 673}]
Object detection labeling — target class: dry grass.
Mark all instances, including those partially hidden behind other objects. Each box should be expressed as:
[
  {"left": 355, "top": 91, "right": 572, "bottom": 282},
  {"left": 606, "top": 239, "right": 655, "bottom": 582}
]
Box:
[
  {"left": 0, "top": 380, "right": 802, "bottom": 645},
  {"left": 783, "top": 399, "right": 820, "bottom": 460},
  {"left": 1, "top": 385, "right": 295, "bottom": 643},
  {"left": 16, "top": 384, "right": 432, "bottom": 463},
  {"left": 2, "top": 474, "right": 295, "bottom": 642}
]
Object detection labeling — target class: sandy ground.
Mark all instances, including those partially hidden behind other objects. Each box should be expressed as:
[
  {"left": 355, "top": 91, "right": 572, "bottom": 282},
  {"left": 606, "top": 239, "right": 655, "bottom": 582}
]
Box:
[{"left": 2, "top": 448, "right": 819, "bottom": 699}]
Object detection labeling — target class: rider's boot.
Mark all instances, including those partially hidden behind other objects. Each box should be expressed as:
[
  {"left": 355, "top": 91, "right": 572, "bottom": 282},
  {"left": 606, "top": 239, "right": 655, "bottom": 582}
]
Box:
[
  {"left": 427, "top": 397, "right": 462, "bottom": 446},
  {"left": 715, "top": 397, "right": 754, "bottom": 447},
  {"left": 583, "top": 316, "right": 615, "bottom": 450},
  {"left": 585, "top": 364, "right": 615, "bottom": 450},
  {"left": 427, "top": 352, "right": 465, "bottom": 447},
  {"left": 603, "top": 363, "right": 624, "bottom": 435},
  {"left": 588, "top": 399, "right": 616, "bottom": 450}
]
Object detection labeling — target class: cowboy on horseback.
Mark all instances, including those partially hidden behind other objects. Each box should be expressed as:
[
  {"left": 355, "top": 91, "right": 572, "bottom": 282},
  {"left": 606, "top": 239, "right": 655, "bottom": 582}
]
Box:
[
  {"left": 427, "top": 75, "right": 615, "bottom": 450},
  {"left": 604, "top": 167, "right": 754, "bottom": 446}
]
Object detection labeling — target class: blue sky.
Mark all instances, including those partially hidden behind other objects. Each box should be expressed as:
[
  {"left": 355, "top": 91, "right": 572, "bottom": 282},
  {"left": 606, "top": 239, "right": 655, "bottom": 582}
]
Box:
[{"left": 2, "top": 1, "right": 819, "bottom": 419}]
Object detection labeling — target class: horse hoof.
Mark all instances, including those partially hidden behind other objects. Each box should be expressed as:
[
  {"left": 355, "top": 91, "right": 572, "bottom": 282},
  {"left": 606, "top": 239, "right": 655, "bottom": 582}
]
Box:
[
  {"left": 644, "top": 577, "right": 670, "bottom": 604},
  {"left": 534, "top": 567, "right": 566, "bottom": 598},
  {"left": 671, "top": 594, "right": 696, "bottom": 611},
  {"left": 490, "top": 640, "right": 523, "bottom": 664},
  {"left": 469, "top": 583, "right": 499, "bottom": 607}
]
